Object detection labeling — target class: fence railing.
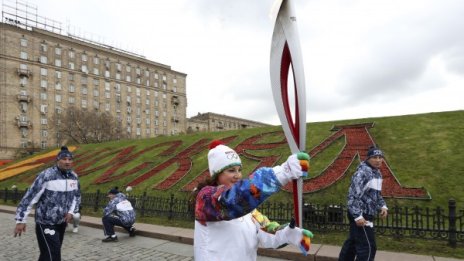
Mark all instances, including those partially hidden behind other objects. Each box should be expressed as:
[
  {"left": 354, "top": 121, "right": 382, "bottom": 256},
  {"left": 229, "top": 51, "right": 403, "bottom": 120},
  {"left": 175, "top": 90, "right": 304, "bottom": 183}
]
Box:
[{"left": 2, "top": 188, "right": 462, "bottom": 247}]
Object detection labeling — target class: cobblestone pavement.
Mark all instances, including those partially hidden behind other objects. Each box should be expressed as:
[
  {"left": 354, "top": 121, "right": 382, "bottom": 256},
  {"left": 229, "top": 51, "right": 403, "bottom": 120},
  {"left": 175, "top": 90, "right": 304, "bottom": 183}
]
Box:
[{"left": 1, "top": 212, "right": 286, "bottom": 261}]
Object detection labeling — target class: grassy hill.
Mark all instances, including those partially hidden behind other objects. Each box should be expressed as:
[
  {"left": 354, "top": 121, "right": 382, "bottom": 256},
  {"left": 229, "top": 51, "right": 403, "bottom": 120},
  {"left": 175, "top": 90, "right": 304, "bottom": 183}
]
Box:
[{"left": 1, "top": 110, "right": 463, "bottom": 209}]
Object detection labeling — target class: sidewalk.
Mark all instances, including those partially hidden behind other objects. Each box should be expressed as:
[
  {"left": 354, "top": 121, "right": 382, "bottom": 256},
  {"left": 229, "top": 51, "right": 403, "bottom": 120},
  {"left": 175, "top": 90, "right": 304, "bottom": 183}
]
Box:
[{"left": 1, "top": 205, "right": 461, "bottom": 261}]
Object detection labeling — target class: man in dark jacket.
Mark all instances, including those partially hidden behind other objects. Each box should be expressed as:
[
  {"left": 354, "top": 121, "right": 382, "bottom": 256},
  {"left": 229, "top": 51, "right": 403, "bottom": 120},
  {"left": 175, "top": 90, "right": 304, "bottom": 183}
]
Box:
[
  {"left": 339, "top": 146, "right": 388, "bottom": 261},
  {"left": 14, "top": 146, "right": 81, "bottom": 261}
]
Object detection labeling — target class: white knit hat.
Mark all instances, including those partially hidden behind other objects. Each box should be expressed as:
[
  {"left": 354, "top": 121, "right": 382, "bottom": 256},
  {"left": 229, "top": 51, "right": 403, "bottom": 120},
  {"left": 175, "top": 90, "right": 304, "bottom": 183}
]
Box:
[{"left": 208, "top": 140, "right": 242, "bottom": 177}]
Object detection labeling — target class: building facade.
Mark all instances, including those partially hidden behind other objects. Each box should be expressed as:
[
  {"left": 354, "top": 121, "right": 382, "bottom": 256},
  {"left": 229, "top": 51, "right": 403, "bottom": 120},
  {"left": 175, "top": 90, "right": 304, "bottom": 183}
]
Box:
[
  {"left": 187, "top": 112, "right": 271, "bottom": 133},
  {"left": 0, "top": 22, "right": 187, "bottom": 159}
]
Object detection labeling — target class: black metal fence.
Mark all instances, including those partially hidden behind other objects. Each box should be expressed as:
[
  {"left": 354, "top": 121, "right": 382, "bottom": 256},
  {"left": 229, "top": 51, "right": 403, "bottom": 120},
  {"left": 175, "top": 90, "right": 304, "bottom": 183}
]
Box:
[{"left": 2, "top": 188, "right": 462, "bottom": 247}]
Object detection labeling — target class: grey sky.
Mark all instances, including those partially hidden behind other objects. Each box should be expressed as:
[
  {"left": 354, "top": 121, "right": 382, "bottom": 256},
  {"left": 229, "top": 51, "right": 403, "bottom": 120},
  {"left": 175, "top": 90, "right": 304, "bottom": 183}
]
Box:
[{"left": 17, "top": 0, "right": 464, "bottom": 124}]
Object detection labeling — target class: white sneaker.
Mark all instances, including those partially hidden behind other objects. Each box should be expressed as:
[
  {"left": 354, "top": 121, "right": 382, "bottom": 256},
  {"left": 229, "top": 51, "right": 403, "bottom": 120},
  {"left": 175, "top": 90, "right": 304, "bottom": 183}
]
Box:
[{"left": 72, "top": 227, "right": 79, "bottom": 233}]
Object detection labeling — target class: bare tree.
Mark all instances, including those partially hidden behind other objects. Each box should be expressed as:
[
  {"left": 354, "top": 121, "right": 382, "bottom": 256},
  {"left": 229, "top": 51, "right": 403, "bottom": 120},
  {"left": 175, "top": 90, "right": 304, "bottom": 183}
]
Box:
[{"left": 52, "top": 107, "right": 127, "bottom": 144}]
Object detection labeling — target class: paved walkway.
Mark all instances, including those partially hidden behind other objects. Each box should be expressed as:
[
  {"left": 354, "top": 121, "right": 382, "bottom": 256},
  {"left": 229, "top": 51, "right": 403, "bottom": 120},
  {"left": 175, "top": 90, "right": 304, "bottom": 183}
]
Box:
[{"left": 1, "top": 205, "right": 462, "bottom": 261}]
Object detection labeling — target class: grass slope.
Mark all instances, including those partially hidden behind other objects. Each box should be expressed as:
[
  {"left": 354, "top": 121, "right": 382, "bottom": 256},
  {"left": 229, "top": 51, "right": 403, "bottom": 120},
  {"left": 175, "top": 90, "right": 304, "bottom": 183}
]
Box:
[{"left": 1, "top": 110, "right": 463, "bottom": 210}]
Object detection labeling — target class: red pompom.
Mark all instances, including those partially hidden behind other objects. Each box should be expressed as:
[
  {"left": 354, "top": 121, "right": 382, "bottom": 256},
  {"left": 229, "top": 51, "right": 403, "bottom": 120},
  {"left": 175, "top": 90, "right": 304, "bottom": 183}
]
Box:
[{"left": 209, "top": 140, "right": 223, "bottom": 149}]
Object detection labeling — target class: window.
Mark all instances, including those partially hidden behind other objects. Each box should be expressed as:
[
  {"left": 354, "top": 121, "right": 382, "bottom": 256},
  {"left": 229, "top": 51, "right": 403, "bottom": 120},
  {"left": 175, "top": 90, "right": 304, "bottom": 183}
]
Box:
[
  {"left": 40, "top": 105, "right": 48, "bottom": 114},
  {"left": 105, "top": 92, "right": 110, "bottom": 99},
  {"left": 55, "top": 59, "right": 62, "bottom": 67},
  {"left": 93, "top": 89, "right": 99, "bottom": 97},
  {"left": 55, "top": 47, "right": 61, "bottom": 55},
  {"left": 127, "top": 86, "right": 131, "bottom": 92},
  {"left": 68, "top": 62, "right": 75, "bottom": 69},
  {"left": 154, "top": 81, "right": 158, "bottom": 88},
  {"left": 69, "top": 50, "right": 75, "bottom": 59},
  {"left": 105, "top": 103, "right": 110, "bottom": 111},
  {"left": 115, "top": 83, "right": 121, "bottom": 92},
  {"left": 93, "top": 79, "right": 99, "bottom": 86},
  {"left": 136, "top": 128, "right": 141, "bottom": 136},
  {"left": 20, "top": 51, "right": 28, "bottom": 60},
  {"left": 69, "top": 74, "right": 74, "bottom": 81},
  {"left": 41, "top": 130, "right": 48, "bottom": 137},
  {"left": 81, "top": 100, "right": 87, "bottom": 108},
  {"left": 116, "top": 73, "right": 121, "bottom": 80},
  {"left": 55, "top": 94, "right": 62, "bottom": 102},
  {"left": 69, "top": 84, "right": 75, "bottom": 93},
  {"left": 93, "top": 57, "right": 99, "bottom": 64},
  {"left": 155, "top": 73, "right": 159, "bottom": 79},
  {"left": 173, "top": 78, "right": 177, "bottom": 84},
  {"left": 41, "top": 118, "right": 48, "bottom": 125},
  {"left": 41, "top": 141, "right": 47, "bottom": 149},
  {"left": 104, "top": 70, "right": 110, "bottom": 78},
  {"left": 162, "top": 93, "right": 167, "bottom": 99},
  {"left": 41, "top": 80, "right": 47, "bottom": 88},
  {"left": 93, "top": 67, "right": 99, "bottom": 75},
  {"left": 127, "top": 96, "right": 131, "bottom": 103},
  {"left": 20, "top": 77, "right": 28, "bottom": 86},
  {"left": 55, "top": 71, "right": 62, "bottom": 79},
  {"left": 55, "top": 82, "right": 62, "bottom": 90},
  {"left": 68, "top": 96, "right": 75, "bottom": 104},
  {"left": 81, "top": 77, "right": 88, "bottom": 85},
  {"left": 126, "top": 75, "right": 131, "bottom": 82},
  {"left": 173, "top": 86, "right": 177, "bottom": 92},
  {"left": 82, "top": 87, "right": 88, "bottom": 95},
  {"left": 145, "top": 99, "right": 150, "bottom": 105},
  {"left": 40, "top": 43, "right": 48, "bottom": 52},
  {"left": 40, "top": 56, "right": 47, "bottom": 63},
  {"left": 136, "top": 88, "right": 141, "bottom": 96},
  {"left": 105, "top": 82, "right": 110, "bottom": 91},
  {"left": 40, "top": 93, "right": 47, "bottom": 100},
  {"left": 126, "top": 65, "right": 131, "bottom": 73},
  {"left": 116, "top": 63, "right": 121, "bottom": 71},
  {"left": 146, "top": 80, "right": 150, "bottom": 86},
  {"left": 145, "top": 70, "right": 150, "bottom": 77},
  {"left": 146, "top": 118, "right": 151, "bottom": 125},
  {"left": 82, "top": 54, "right": 87, "bottom": 62},
  {"left": 93, "top": 100, "right": 99, "bottom": 109},
  {"left": 41, "top": 68, "right": 47, "bottom": 76},
  {"left": 81, "top": 65, "right": 88, "bottom": 73},
  {"left": 20, "top": 38, "right": 27, "bottom": 47}
]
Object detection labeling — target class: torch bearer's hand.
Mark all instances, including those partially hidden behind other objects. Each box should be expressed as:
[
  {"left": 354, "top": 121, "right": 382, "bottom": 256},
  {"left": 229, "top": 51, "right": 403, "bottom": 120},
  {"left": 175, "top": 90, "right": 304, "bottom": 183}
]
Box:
[
  {"left": 277, "top": 218, "right": 314, "bottom": 256},
  {"left": 273, "top": 152, "right": 310, "bottom": 185}
]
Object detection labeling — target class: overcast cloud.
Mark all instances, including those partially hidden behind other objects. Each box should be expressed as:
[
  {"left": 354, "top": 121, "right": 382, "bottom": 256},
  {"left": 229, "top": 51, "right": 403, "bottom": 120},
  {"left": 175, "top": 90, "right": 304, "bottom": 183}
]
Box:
[{"left": 15, "top": 0, "right": 464, "bottom": 124}]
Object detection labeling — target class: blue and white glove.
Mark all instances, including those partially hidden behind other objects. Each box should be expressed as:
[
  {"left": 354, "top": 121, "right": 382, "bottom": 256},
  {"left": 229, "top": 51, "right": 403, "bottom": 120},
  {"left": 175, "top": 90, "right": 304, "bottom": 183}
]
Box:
[{"left": 273, "top": 152, "right": 310, "bottom": 186}]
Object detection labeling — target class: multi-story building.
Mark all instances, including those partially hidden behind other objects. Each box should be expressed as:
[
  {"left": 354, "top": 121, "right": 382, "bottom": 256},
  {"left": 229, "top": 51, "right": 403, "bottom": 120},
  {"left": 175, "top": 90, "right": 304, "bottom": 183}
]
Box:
[
  {"left": 0, "top": 6, "right": 187, "bottom": 159},
  {"left": 187, "top": 112, "right": 271, "bottom": 133}
]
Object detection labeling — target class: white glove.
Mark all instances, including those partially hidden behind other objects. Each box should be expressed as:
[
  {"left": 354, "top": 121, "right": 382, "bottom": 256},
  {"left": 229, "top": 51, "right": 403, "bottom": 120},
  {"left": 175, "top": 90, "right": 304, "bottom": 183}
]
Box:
[
  {"left": 274, "top": 220, "right": 313, "bottom": 256},
  {"left": 273, "top": 153, "right": 309, "bottom": 186}
]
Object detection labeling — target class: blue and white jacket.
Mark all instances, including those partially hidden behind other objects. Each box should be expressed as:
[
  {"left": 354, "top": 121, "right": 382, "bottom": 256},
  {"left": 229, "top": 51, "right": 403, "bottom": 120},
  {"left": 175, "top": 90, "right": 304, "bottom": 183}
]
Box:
[
  {"left": 347, "top": 161, "right": 387, "bottom": 220},
  {"left": 103, "top": 192, "right": 135, "bottom": 226},
  {"left": 15, "top": 165, "right": 80, "bottom": 225}
]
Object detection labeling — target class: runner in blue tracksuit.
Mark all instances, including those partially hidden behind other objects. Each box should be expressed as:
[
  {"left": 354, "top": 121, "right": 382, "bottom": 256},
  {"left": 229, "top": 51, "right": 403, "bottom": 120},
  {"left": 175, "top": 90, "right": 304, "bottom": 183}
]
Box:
[
  {"left": 101, "top": 187, "right": 136, "bottom": 242},
  {"left": 339, "top": 146, "right": 388, "bottom": 261},
  {"left": 14, "top": 146, "right": 81, "bottom": 261}
]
